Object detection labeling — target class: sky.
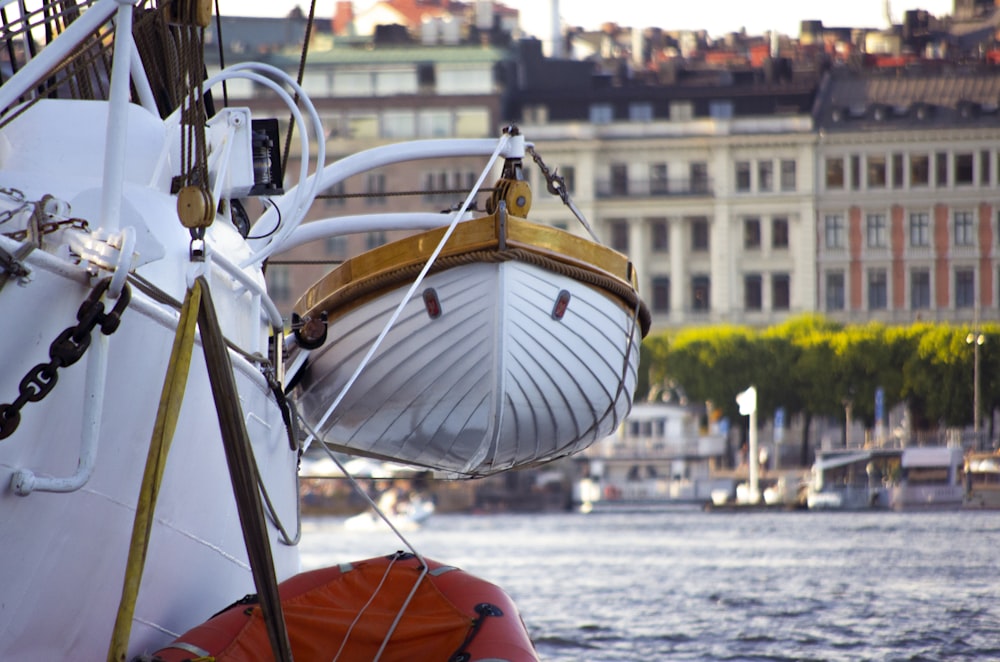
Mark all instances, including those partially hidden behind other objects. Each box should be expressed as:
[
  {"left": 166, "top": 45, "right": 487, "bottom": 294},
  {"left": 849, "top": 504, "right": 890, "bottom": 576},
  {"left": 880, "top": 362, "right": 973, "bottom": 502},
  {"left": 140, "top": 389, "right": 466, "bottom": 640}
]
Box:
[{"left": 225, "top": 0, "right": 957, "bottom": 39}]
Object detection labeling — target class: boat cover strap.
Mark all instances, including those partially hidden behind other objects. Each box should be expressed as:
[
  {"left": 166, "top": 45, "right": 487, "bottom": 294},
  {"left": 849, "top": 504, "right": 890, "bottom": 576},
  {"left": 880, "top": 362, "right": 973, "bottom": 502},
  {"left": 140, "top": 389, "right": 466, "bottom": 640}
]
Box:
[{"left": 160, "top": 641, "right": 212, "bottom": 658}]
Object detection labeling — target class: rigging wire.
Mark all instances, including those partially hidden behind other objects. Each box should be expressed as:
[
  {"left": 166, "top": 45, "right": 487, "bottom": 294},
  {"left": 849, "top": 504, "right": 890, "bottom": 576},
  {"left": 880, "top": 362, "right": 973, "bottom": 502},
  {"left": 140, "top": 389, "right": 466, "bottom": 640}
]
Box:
[
  {"left": 299, "top": 132, "right": 513, "bottom": 452},
  {"left": 282, "top": 0, "right": 318, "bottom": 179}
]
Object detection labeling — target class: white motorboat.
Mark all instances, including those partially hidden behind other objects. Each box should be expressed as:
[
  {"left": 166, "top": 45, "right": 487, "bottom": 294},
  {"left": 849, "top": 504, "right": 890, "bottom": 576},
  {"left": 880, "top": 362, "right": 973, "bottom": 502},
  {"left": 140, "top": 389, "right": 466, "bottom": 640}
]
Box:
[{"left": 0, "top": 2, "right": 643, "bottom": 658}]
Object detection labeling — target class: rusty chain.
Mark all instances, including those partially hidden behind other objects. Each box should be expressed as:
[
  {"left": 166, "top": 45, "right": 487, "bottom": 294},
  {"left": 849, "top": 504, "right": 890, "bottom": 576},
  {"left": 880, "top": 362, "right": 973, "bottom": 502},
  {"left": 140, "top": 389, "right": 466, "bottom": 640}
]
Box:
[{"left": 0, "top": 277, "right": 131, "bottom": 439}]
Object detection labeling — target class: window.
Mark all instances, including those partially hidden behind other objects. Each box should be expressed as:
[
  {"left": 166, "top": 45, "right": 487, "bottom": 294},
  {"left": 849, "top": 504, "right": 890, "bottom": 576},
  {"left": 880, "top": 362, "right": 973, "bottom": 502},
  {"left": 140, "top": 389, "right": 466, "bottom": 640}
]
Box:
[
  {"left": 374, "top": 68, "right": 418, "bottom": 95},
  {"left": 454, "top": 107, "right": 489, "bottom": 137},
  {"left": 935, "top": 152, "right": 948, "bottom": 186},
  {"left": 670, "top": 101, "right": 693, "bottom": 121},
  {"left": 610, "top": 163, "right": 628, "bottom": 196},
  {"left": 323, "top": 181, "right": 346, "bottom": 208},
  {"left": 608, "top": 219, "right": 629, "bottom": 252},
  {"left": 744, "top": 274, "right": 762, "bottom": 310},
  {"left": 981, "top": 150, "right": 991, "bottom": 186},
  {"left": 772, "top": 217, "right": 789, "bottom": 248},
  {"left": 651, "top": 276, "right": 670, "bottom": 313},
  {"left": 911, "top": 269, "right": 930, "bottom": 309},
  {"left": 825, "top": 214, "right": 845, "bottom": 249},
  {"left": 909, "top": 212, "right": 930, "bottom": 247},
  {"left": 589, "top": 103, "right": 613, "bottom": 124},
  {"left": 629, "top": 102, "right": 653, "bottom": 121},
  {"left": 867, "top": 155, "right": 887, "bottom": 188},
  {"left": 955, "top": 153, "right": 974, "bottom": 185},
  {"left": 690, "top": 217, "right": 709, "bottom": 251},
  {"left": 650, "top": 163, "right": 668, "bottom": 194},
  {"left": 744, "top": 218, "right": 761, "bottom": 249},
  {"left": 826, "top": 272, "right": 845, "bottom": 310},
  {"left": 758, "top": 160, "right": 773, "bottom": 192},
  {"left": 850, "top": 155, "right": 861, "bottom": 190},
  {"left": 868, "top": 269, "right": 888, "bottom": 310},
  {"left": 561, "top": 165, "right": 575, "bottom": 194},
  {"left": 709, "top": 100, "right": 733, "bottom": 119},
  {"left": 866, "top": 213, "right": 887, "bottom": 248},
  {"left": 690, "top": 162, "right": 708, "bottom": 193},
  {"left": 691, "top": 275, "right": 710, "bottom": 311},
  {"left": 735, "top": 161, "right": 751, "bottom": 192},
  {"left": 780, "top": 159, "right": 796, "bottom": 191},
  {"left": 325, "top": 235, "right": 347, "bottom": 258},
  {"left": 954, "top": 211, "right": 975, "bottom": 246},
  {"left": 772, "top": 273, "right": 790, "bottom": 310},
  {"left": 826, "top": 157, "right": 845, "bottom": 189},
  {"left": 267, "top": 265, "right": 291, "bottom": 301},
  {"left": 650, "top": 218, "right": 669, "bottom": 252},
  {"left": 956, "top": 268, "right": 975, "bottom": 308},
  {"left": 365, "top": 173, "right": 386, "bottom": 205},
  {"left": 366, "top": 231, "right": 386, "bottom": 250},
  {"left": 891, "top": 153, "right": 904, "bottom": 188},
  {"left": 418, "top": 110, "right": 451, "bottom": 137},
  {"left": 381, "top": 110, "right": 416, "bottom": 139},
  {"left": 910, "top": 154, "right": 929, "bottom": 186}
]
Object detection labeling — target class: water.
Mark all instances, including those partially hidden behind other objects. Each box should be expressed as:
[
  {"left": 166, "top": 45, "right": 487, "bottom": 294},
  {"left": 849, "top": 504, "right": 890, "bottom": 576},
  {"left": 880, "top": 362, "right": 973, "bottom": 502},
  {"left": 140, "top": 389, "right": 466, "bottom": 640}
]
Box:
[{"left": 299, "top": 509, "right": 1000, "bottom": 661}]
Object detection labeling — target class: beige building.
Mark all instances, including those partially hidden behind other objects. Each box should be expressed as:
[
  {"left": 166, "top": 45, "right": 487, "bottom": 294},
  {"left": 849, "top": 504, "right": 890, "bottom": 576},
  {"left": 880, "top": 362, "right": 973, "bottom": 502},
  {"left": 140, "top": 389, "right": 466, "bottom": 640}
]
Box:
[
  {"left": 521, "top": 116, "right": 817, "bottom": 332},
  {"left": 814, "top": 71, "right": 1000, "bottom": 326}
]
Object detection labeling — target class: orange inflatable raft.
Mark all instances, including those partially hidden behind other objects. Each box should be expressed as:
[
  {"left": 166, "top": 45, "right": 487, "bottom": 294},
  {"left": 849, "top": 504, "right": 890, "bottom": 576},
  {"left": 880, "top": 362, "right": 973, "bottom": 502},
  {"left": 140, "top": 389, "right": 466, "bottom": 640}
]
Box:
[{"left": 150, "top": 552, "right": 538, "bottom": 661}]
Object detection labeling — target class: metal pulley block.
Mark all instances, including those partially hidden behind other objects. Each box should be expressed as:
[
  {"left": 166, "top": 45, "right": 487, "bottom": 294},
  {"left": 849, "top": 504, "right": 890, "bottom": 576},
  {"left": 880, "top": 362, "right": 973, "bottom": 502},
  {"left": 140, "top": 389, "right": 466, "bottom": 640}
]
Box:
[
  {"left": 487, "top": 178, "right": 532, "bottom": 218},
  {"left": 167, "top": 0, "right": 213, "bottom": 27},
  {"left": 176, "top": 185, "right": 215, "bottom": 229}
]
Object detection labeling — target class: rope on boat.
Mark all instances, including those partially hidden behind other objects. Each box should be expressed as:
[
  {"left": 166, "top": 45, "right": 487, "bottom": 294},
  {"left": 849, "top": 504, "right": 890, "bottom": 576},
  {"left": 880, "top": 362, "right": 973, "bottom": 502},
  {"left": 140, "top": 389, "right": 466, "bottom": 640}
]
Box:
[
  {"left": 108, "top": 280, "right": 202, "bottom": 662},
  {"left": 195, "top": 276, "right": 294, "bottom": 662},
  {"left": 308, "top": 245, "right": 652, "bottom": 338},
  {"left": 124, "top": 271, "right": 302, "bottom": 546},
  {"left": 297, "top": 414, "right": 431, "bottom": 662},
  {"left": 301, "top": 132, "right": 513, "bottom": 450}
]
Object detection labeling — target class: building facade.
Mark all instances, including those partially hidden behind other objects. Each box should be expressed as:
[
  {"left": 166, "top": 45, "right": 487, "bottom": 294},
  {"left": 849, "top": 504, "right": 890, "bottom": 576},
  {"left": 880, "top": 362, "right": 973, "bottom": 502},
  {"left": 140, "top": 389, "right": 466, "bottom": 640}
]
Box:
[{"left": 814, "top": 71, "right": 1000, "bottom": 325}]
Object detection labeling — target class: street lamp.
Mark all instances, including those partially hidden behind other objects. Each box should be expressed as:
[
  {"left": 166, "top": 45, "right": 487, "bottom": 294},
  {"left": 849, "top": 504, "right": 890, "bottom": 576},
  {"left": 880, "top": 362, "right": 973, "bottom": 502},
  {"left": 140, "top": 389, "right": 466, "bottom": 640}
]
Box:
[{"left": 967, "top": 331, "right": 985, "bottom": 440}]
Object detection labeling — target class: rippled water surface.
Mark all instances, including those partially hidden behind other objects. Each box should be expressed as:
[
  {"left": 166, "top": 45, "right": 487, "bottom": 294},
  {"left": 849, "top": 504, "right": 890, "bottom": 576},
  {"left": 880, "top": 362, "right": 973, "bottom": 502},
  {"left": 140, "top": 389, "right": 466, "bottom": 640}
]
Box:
[{"left": 299, "top": 509, "right": 1000, "bottom": 661}]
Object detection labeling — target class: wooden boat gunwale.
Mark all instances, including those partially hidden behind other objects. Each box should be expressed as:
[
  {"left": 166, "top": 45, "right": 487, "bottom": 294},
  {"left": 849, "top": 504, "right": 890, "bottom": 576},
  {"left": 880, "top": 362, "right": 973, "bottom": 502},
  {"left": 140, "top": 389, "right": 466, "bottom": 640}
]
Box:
[{"left": 293, "top": 210, "right": 650, "bottom": 337}]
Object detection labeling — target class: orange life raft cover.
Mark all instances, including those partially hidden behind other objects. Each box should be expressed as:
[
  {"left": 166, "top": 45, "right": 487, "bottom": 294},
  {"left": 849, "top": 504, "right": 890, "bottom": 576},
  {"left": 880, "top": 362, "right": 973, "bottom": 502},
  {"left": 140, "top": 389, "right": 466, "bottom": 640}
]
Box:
[{"left": 151, "top": 552, "right": 538, "bottom": 661}]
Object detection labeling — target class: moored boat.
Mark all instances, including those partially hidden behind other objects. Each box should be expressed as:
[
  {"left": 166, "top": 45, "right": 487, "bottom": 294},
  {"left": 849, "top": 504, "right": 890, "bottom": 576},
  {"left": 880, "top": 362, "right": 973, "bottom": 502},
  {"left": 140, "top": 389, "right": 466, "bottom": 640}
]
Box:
[
  {"left": 151, "top": 551, "right": 537, "bottom": 662},
  {"left": 0, "top": 2, "right": 640, "bottom": 658},
  {"left": 888, "top": 446, "right": 965, "bottom": 510},
  {"left": 964, "top": 450, "right": 1000, "bottom": 509},
  {"left": 289, "top": 175, "right": 649, "bottom": 477}
]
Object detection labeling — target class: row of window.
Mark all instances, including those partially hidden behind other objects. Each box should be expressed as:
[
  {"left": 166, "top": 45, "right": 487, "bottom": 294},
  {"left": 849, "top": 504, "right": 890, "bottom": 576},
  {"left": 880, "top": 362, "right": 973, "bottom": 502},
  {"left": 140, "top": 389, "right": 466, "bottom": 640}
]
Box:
[
  {"left": 600, "top": 162, "right": 710, "bottom": 197},
  {"left": 607, "top": 216, "right": 789, "bottom": 254},
  {"left": 823, "top": 209, "right": 988, "bottom": 250},
  {"left": 735, "top": 159, "right": 797, "bottom": 193},
  {"left": 320, "top": 107, "right": 492, "bottom": 141},
  {"left": 825, "top": 150, "right": 995, "bottom": 191},
  {"left": 824, "top": 268, "right": 978, "bottom": 311},
  {"left": 648, "top": 273, "right": 791, "bottom": 314},
  {"left": 588, "top": 100, "right": 733, "bottom": 124}
]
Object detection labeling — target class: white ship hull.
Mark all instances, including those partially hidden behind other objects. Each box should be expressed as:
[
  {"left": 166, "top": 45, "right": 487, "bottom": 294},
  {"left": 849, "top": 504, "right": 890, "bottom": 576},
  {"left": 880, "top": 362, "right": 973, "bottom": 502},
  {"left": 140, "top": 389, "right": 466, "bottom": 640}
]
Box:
[{"left": 0, "top": 97, "right": 300, "bottom": 657}]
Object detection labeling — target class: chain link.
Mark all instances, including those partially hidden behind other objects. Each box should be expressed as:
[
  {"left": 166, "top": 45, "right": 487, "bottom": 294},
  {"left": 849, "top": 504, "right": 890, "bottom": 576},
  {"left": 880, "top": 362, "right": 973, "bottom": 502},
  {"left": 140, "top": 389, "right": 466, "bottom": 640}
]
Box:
[
  {"left": 0, "top": 278, "right": 131, "bottom": 439},
  {"left": 525, "top": 145, "right": 601, "bottom": 243},
  {"left": 3, "top": 218, "right": 89, "bottom": 242}
]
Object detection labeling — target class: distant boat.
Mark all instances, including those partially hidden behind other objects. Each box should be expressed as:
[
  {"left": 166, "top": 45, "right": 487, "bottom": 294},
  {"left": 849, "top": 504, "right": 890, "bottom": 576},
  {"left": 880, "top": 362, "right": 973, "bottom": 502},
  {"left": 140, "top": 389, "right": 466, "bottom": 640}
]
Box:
[
  {"left": 573, "top": 402, "right": 729, "bottom": 511},
  {"left": 344, "top": 492, "right": 436, "bottom": 532},
  {"left": 888, "top": 446, "right": 965, "bottom": 510},
  {"left": 807, "top": 446, "right": 964, "bottom": 510},
  {"left": 964, "top": 451, "right": 1000, "bottom": 509}
]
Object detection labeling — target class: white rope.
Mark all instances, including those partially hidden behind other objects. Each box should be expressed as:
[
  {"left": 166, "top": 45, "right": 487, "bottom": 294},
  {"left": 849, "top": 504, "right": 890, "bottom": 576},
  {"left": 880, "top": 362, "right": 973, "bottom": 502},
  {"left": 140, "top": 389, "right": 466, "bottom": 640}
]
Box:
[
  {"left": 306, "top": 418, "right": 424, "bottom": 562},
  {"left": 302, "top": 132, "right": 512, "bottom": 448},
  {"left": 330, "top": 553, "right": 397, "bottom": 662},
  {"left": 300, "top": 415, "right": 433, "bottom": 662}
]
